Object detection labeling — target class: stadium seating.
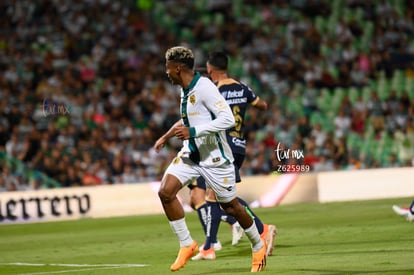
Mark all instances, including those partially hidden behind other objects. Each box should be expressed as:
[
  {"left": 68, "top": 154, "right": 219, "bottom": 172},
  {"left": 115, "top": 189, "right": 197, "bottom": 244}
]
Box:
[{"left": 0, "top": 0, "right": 413, "bottom": 190}]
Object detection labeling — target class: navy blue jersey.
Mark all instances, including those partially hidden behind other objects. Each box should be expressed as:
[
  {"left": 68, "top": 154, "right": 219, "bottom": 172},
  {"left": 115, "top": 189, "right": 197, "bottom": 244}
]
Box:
[{"left": 216, "top": 78, "right": 259, "bottom": 155}]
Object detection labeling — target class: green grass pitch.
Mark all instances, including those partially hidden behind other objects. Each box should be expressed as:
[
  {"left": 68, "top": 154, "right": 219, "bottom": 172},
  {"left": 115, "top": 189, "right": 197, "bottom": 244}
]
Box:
[{"left": 0, "top": 197, "right": 413, "bottom": 275}]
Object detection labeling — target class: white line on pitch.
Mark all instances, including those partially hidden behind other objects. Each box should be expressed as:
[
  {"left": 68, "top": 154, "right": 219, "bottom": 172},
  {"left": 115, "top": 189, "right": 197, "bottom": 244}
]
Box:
[
  {"left": 0, "top": 263, "right": 148, "bottom": 267},
  {"left": 18, "top": 266, "right": 126, "bottom": 275},
  {"left": 0, "top": 262, "right": 149, "bottom": 275}
]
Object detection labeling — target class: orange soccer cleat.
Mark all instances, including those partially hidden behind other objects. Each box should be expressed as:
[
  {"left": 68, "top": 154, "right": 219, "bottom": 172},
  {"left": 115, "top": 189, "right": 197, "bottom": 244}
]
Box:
[
  {"left": 170, "top": 241, "right": 199, "bottom": 271},
  {"left": 251, "top": 239, "right": 267, "bottom": 272},
  {"left": 261, "top": 224, "right": 277, "bottom": 256}
]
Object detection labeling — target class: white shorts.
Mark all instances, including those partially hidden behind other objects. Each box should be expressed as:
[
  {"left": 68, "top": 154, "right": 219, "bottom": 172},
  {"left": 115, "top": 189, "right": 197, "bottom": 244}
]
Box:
[{"left": 163, "top": 156, "right": 236, "bottom": 203}]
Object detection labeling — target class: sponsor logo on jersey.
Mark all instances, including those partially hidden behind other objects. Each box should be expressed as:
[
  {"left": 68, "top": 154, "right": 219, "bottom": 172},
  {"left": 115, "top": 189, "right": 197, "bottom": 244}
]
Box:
[
  {"left": 226, "top": 89, "right": 244, "bottom": 98},
  {"left": 232, "top": 137, "right": 246, "bottom": 148}
]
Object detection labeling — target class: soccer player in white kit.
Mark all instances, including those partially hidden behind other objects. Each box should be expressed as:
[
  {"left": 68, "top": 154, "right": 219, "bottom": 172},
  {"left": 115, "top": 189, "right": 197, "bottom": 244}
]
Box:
[{"left": 154, "top": 46, "right": 267, "bottom": 272}]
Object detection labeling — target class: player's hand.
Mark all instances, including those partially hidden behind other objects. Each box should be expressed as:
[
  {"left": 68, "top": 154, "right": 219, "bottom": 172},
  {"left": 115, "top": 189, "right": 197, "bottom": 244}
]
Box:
[
  {"left": 153, "top": 136, "right": 167, "bottom": 153},
  {"left": 175, "top": 125, "right": 190, "bottom": 140}
]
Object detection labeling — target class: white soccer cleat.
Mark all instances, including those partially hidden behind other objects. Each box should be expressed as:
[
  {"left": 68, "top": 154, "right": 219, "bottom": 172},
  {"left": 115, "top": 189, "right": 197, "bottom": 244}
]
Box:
[
  {"left": 213, "top": 240, "right": 222, "bottom": 251},
  {"left": 392, "top": 205, "right": 413, "bottom": 222},
  {"left": 191, "top": 247, "right": 216, "bottom": 261},
  {"left": 392, "top": 205, "right": 410, "bottom": 216},
  {"left": 231, "top": 222, "right": 244, "bottom": 245},
  {"left": 200, "top": 241, "right": 222, "bottom": 251}
]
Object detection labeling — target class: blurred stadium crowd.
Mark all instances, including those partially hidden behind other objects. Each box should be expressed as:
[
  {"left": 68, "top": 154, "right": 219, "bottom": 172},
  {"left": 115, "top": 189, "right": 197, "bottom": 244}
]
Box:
[{"left": 1, "top": 0, "right": 414, "bottom": 191}]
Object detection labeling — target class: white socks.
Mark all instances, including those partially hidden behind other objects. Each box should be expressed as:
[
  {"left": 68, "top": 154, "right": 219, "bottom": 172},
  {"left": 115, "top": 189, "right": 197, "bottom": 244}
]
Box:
[
  {"left": 169, "top": 218, "right": 193, "bottom": 247},
  {"left": 244, "top": 223, "right": 263, "bottom": 252}
]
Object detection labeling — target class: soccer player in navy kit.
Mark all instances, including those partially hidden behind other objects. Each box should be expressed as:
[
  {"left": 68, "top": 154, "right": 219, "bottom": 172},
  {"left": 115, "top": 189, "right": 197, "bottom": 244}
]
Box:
[
  {"left": 154, "top": 46, "right": 267, "bottom": 272},
  {"left": 190, "top": 51, "right": 277, "bottom": 261}
]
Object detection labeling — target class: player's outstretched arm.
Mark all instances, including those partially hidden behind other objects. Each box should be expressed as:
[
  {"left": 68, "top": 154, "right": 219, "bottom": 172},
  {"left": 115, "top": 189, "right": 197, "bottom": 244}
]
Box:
[
  {"left": 154, "top": 120, "right": 182, "bottom": 152},
  {"left": 252, "top": 97, "right": 268, "bottom": 111}
]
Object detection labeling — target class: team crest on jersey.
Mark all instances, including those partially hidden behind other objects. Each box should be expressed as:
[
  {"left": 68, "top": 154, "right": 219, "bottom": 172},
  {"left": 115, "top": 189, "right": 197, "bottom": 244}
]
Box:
[
  {"left": 173, "top": 157, "right": 180, "bottom": 164},
  {"left": 189, "top": 94, "right": 196, "bottom": 105}
]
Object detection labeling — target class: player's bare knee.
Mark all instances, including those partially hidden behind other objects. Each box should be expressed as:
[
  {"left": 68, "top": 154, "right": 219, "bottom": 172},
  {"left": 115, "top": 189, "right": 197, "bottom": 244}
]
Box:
[
  {"left": 158, "top": 188, "right": 174, "bottom": 204},
  {"left": 158, "top": 175, "right": 181, "bottom": 204},
  {"left": 189, "top": 196, "right": 198, "bottom": 209}
]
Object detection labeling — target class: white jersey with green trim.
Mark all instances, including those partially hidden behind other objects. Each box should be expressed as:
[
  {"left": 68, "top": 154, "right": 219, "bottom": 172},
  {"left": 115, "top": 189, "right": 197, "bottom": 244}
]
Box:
[{"left": 179, "top": 74, "right": 235, "bottom": 167}]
